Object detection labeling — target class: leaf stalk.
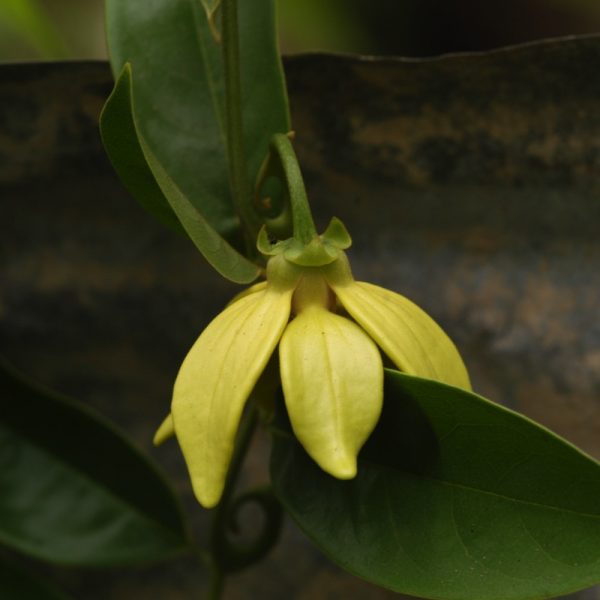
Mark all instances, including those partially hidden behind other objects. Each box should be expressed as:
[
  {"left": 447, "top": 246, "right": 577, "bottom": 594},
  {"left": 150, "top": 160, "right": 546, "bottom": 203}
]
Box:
[{"left": 221, "top": 0, "right": 261, "bottom": 251}]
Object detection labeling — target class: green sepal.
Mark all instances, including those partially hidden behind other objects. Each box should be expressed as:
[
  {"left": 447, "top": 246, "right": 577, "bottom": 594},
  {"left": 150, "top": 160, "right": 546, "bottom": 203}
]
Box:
[
  {"left": 282, "top": 237, "right": 340, "bottom": 266},
  {"left": 257, "top": 217, "right": 352, "bottom": 267},
  {"left": 283, "top": 217, "right": 352, "bottom": 266},
  {"left": 256, "top": 225, "right": 287, "bottom": 256},
  {"left": 322, "top": 217, "right": 352, "bottom": 250},
  {"left": 257, "top": 229, "right": 341, "bottom": 267},
  {"left": 256, "top": 132, "right": 352, "bottom": 266}
]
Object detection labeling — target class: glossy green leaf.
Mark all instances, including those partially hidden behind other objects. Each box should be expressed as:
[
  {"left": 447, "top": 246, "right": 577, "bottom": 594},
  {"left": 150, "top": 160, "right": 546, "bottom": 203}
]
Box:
[
  {"left": 0, "top": 560, "right": 72, "bottom": 600},
  {"left": 271, "top": 370, "right": 600, "bottom": 600},
  {"left": 100, "top": 65, "right": 183, "bottom": 234},
  {"left": 0, "top": 361, "right": 190, "bottom": 566},
  {"left": 105, "top": 0, "right": 290, "bottom": 239},
  {"left": 101, "top": 65, "right": 261, "bottom": 284}
]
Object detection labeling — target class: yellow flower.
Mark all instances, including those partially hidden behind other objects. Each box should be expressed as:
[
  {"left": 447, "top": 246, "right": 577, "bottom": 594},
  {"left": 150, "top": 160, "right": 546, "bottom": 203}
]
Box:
[{"left": 154, "top": 221, "right": 470, "bottom": 508}]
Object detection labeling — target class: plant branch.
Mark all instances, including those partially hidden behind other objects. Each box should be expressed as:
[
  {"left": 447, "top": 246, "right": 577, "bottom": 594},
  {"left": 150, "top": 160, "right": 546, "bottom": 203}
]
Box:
[
  {"left": 221, "top": 0, "right": 260, "bottom": 250},
  {"left": 208, "top": 560, "right": 225, "bottom": 600},
  {"left": 207, "top": 406, "right": 258, "bottom": 596}
]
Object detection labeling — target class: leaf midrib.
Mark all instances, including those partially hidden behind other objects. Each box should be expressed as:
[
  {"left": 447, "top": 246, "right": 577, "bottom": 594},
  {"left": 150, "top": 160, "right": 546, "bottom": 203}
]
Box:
[
  {"left": 270, "top": 427, "right": 600, "bottom": 521},
  {"left": 191, "top": 0, "right": 228, "bottom": 159}
]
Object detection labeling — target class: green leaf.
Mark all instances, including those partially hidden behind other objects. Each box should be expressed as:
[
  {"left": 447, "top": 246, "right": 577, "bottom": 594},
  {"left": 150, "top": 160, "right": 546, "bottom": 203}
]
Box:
[
  {"left": 0, "top": 360, "right": 191, "bottom": 566},
  {"left": 101, "top": 65, "right": 260, "bottom": 284},
  {"left": 201, "top": 0, "right": 222, "bottom": 12},
  {"left": 100, "top": 65, "right": 183, "bottom": 234},
  {"left": 105, "top": 0, "right": 290, "bottom": 239},
  {"left": 271, "top": 370, "right": 600, "bottom": 600},
  {"left": 0, "top": 0, "right": 69, "bottom": 59},
  {"left": 0, "top": 560, "right": 72, "bottom": 600},
  {"left": 200, "top": 0, "right": 222, "bottom": 19}
]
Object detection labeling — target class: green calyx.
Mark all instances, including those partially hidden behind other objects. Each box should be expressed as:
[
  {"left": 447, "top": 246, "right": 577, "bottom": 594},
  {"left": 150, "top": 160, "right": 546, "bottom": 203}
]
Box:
[
  {"left": 257, "top": 216, "right": 352, "bottom": 267},
  {"left": 264, "top": 240, "right": 356, "bottom": 306},
  {"left": 255, "top": 133, "right": 352, "bottom": 266}
]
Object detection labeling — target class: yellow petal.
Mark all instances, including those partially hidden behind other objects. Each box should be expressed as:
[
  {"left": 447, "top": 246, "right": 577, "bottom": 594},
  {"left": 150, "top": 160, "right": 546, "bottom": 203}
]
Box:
[
  {"left": 331, "top": 281, "right": 471, "bottom": 390},
  {"left": 279, "top": 307, "right": 383, "bottom": 479},
  {"left": 226, "top": 280, "right": 268, "bottom": 306},
  {"left": 173, "top": 287, "right": 292, "bottom": 508},
  {"left": 153, "top": 414, "right": 174, "bottom": 446}
]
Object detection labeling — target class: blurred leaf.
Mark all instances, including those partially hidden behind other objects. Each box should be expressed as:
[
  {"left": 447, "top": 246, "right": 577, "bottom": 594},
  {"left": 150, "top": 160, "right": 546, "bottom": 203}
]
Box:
[
  {"left": 0, "top": 361, "right": 190, "bottom": 566},
  {"left": 200, "top": 0, "right": 222, "bottom": 19},
  {"left": 0, "top": 0, "right": 68, "bottom": 59},
  {"left": 271, "top": 370, "right": 600, "bottom": 600},
  {"left": 105, "top": 0, "right": 290, "bottom": 242},
  {"left": 538, "top": 0, "right": 600, "bottom": 18},
  {"left": 0, "top": 560, "right": 72, "bottom": 600},
  {"left": 101, "top": 64, "right": 261, "bottom": 284},
  {"left": 276, "top": 0, "right": 372, "bottom": 54}
]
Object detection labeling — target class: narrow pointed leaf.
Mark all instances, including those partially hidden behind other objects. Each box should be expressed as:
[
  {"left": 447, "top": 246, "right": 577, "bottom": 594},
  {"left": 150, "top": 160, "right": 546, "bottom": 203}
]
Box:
[
  {"left": 0, "top": 361, "right": 190, "bottom": 566},
  {"left": 0, "top": 560, "right": 72, "bottom": 600},
  {"left": 105, "top": 0, "right": 290, "bottom": 239},
  {"left": 100, "top": 65, "right": 182, "bottom": 233},
  {"left": 271, "top": 370, "right": 600, "bottom": 600},
  {"left": 101, "top": 65, "right": 261, "bottom": 284},
  {"left": 137, "top": 114, "right": 261, "bottom": 284}
]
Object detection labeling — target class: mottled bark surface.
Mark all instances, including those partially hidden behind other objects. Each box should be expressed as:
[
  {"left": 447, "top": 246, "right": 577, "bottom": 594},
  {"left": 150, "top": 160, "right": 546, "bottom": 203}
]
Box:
[{"left": 1, "top": 36, "right": 599, "bottom": 599}]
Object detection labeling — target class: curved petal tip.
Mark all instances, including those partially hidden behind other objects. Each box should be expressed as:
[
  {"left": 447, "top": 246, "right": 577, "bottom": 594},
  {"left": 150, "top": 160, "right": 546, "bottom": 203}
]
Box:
[{"left": 153, "top": 414, "right": 175, "bottom": 446}]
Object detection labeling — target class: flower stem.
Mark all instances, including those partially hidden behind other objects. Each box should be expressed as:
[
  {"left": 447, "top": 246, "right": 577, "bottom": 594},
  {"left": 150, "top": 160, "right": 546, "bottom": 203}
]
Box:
[
  {"left": 221, "top": 0, "right": 261, "bottom": 251},
  {"left": 208, "top": 561, "right": 225, "bottom": 600},
  {"left": 207, "top": 406, "right": 258, "bottom": 590},
  {"left": 220, "top": 406, "right": 258, "bottom": 508},
  {"left": 269, "top": 133, "right": 317, "bottom": 245}
]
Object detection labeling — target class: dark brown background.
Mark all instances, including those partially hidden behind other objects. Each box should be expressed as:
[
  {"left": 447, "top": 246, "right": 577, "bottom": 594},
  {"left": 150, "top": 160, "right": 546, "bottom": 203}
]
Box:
[{"left": 1, "top": 36, "right": 599, "bottom": 598}]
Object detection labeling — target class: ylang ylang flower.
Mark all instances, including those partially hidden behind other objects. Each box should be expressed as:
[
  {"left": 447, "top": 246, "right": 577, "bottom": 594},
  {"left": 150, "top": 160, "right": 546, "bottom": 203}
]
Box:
[{"left": 155, "top": 219, "right": 470, "bottom": 508}]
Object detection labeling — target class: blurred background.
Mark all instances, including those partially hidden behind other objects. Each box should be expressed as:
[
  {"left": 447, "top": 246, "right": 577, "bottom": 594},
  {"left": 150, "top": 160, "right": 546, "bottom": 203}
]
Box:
[{"left": 1, "top": 0, "right": 600, "bottom": 62}]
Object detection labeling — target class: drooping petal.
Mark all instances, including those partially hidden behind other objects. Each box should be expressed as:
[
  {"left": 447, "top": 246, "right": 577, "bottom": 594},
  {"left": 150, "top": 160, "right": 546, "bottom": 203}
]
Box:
[
  {"left": 173, "top": 288, "right": 292, "bottom": 508},
  {"left": 279, "top": 307, "right": 383, "bottom": 479},
  {"left": 153, "top": 414, "right": 174, "bottom": 445},
  {"left": 226, "top": 280, "right": 268, "bottom": 306},
  {"left": 332, "top": 281, "right": 471, "bottom": 390}
]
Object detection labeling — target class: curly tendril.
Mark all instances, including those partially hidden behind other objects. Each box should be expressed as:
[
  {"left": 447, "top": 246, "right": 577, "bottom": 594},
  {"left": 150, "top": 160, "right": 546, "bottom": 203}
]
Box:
[{"left": 210, "top": 486, "right": 283, "bottom": 573}]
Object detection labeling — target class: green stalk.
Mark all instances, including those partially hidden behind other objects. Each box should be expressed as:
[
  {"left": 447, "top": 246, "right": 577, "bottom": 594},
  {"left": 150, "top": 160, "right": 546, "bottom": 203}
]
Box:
[
  {"left": 269, "top": 134, "right": 317, "bottom": 245},
  {"left": 221, "top": 0, "right": 261, "bottom": 249},
  {"left": 207, "top": 407, "right": 259, "bottom": 597},
  {"left": 208, "top": 561, "right": 225, "bottom": 600}
]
